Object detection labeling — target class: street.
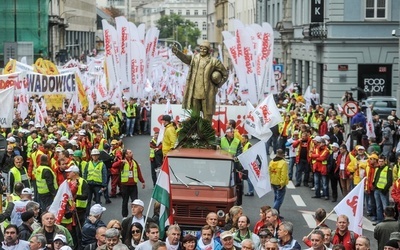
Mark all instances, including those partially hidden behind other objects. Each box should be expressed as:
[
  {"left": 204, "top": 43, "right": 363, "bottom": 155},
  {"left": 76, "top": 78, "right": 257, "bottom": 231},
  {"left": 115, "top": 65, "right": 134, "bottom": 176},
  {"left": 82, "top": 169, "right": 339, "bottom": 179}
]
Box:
[{"left": 101, "top": 135, "right": 377, "bottom": 249}]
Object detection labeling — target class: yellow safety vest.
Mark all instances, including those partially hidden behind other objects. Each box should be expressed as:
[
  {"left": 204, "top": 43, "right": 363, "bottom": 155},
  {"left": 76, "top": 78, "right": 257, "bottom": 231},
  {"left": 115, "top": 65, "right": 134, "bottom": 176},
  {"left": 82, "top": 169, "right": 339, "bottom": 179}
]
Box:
[
  {"left": 9, "top": 166, "right": 30, "bottom": 187},
  {"left": 121, "top": 160, "right": 139, "bottom": 183},
  {"left": 86, "top": 161, "right": 104, "bottom": 183},
  {"left": 36, "top": 165, "right": 58, "bottom": 194},
  {"left": 126, "top": 105, "right": 136, "bottom": 118},
  {"left": 243, "top": 142, "right": 252, "bottom": 152},
  {"left": 149, "top": 139, "right": 156, "bottom": 158},
  {"left": 376, "top": 165, "right": 390, "bottom": 190},
  {"left": 75, "top": 177, "right": 88, "bottom": 208},
  {"left": 221, "top": 137, "right": 240, "bottom": 156}
]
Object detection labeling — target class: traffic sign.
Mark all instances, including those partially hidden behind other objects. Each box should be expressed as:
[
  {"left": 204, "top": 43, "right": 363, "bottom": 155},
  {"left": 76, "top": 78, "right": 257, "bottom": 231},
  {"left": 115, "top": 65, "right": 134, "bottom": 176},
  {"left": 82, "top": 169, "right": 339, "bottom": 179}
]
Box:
[{"left": 343, "top": 101, "right": 359, "bottom": 117}]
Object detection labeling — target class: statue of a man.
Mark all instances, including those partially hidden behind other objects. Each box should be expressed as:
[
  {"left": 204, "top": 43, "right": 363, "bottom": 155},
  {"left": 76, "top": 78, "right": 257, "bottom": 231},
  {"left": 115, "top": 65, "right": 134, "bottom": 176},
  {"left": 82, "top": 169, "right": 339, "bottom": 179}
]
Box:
[{"left": 172, "top": 40, "right": 228, "bottom": 121}]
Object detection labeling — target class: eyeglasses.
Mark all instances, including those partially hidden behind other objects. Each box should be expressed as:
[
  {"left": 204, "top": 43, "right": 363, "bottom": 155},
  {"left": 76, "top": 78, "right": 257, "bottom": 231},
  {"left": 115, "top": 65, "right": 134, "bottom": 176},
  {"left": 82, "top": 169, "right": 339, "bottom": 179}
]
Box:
[{"left": 132, "top": 230, "right": 141, "bottom": 234}]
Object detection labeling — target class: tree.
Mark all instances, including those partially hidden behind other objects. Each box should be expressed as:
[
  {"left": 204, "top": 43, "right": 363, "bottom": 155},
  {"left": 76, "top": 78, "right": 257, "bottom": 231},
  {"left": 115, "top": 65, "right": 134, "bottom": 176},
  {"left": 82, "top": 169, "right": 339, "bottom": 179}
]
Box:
[{"left": 156, "top": 14, "right": 201, "bottom": 50}]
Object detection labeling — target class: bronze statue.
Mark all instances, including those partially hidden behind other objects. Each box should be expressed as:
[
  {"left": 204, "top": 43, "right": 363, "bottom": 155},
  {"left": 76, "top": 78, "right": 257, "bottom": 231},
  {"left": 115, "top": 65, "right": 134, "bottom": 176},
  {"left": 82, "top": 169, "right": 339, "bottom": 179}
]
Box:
[{"left": 172, "top": 40, "right": 228, "bottom": 121}]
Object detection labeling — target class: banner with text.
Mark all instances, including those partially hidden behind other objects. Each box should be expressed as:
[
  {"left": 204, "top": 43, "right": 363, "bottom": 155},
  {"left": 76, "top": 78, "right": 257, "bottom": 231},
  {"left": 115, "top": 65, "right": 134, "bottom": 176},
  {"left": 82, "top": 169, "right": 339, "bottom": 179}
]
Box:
[
  {"left": 151, "top": 104, "right": 248, "bottom": 137},
  {"left": 26, "top": 72, "right": 76, "bottom": 94},
  {"left": 0, "top": 87, "right": 15, "bottom": 128}
]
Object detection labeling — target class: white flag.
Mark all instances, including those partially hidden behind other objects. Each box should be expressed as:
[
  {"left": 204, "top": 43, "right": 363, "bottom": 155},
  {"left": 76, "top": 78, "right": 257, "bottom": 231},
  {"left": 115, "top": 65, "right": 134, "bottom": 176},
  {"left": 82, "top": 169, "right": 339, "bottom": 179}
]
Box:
[
  {"left": 244, "top": 100, "right": 273, "bottom": 141},
  {"left": 34, "top": 103, "right": 45, "bottom": 127},
  {"left": 48, "top": 180, "right": 73, "bottom": 224},
  {"left": 238, "top": 141, "right": 271, "bottom": 198},
  {"left": 366, "top": 107, "right": 375, "bottom": 139},
  {"left": 252, "top": 94, "right": 282, "bottom": 133},
  {"left": 333, "top": 177, "right": 365, "bottom": 235},
  {"left": 0, "top": 87, "right": 15, "bottom": 128},
  {"left": 156, "top": 99, "right": 173, "bottom": 146}
]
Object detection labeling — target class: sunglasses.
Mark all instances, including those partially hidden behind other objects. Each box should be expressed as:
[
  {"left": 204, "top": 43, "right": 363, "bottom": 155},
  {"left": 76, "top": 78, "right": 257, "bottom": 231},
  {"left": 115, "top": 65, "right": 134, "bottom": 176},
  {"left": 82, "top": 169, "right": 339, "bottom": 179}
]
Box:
[{"left": 132, "top": 230, "right": 141, "bottom": 234}]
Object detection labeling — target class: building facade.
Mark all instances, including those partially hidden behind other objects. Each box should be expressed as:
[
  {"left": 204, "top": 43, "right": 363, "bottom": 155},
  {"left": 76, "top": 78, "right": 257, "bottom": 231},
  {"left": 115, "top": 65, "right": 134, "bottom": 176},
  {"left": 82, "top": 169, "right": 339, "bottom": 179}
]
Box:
[
  {"left": 135, "top": 0, "right": 207, "bottom": 45},
  {"left": 259, "top": 0, "right": 399, "bottom": 104}
]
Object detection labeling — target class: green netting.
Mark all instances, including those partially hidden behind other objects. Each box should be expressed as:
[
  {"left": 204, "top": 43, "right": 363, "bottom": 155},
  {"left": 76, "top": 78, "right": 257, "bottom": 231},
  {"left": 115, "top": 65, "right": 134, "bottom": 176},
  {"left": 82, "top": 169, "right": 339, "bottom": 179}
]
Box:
[{"left": 0, "top": 0, "right": 49, "bottom": 64}]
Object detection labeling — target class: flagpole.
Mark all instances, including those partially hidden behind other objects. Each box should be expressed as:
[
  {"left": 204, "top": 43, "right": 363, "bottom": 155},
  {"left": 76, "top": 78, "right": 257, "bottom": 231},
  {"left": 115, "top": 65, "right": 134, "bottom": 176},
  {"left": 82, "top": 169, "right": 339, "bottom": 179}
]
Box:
[
  {"left": 305, "top": 209, "right": 336, "bottom": 238},
  {"left": 141, "top": 196, "right": 155, "bottom": 241}
]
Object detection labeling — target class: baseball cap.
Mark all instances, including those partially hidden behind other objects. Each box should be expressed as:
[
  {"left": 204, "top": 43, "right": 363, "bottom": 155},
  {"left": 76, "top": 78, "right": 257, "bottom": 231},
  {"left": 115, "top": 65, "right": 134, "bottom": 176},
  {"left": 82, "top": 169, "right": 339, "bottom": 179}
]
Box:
[
  {"left": 220, "top": 231, "right": 233, "bottom": 240},
  {"left": 357, "top": 146, "right": 365, "bottom": 150},
  {"left": 35, "top": 123, "right": 42, "bottom": 128},
  {"left": 53, "top": 234, "right": 67, "bottom": 244},
  {"left": 91, "top": 148, "right": 100, "bottom": 155},
  {"left": 111, "top": 139, "right": 118, "bottom": 145},
  {"left": 131, "top": 199, "right": 144, "bottom": 207},
  {"left": 225, "top": 128, "right": 233, "bottom": 133},
  {"left": 60, "top": 136, "right": 69, "bottom": 142},
  {"left": 69, "top": 140, "right": 79, "bottom": 147},
  {"left": 313, "top": 136, "right": 322, "bottom": 143},
  {"left": 388, "top": 115, "right": 395, "bottom": 120},
  {"left": 78, "top": 130, "right": 86, "bottom": 136},
  {"left": 65, "top": 165, "right": 80, "bottom": 173},
  {"left": 6, "top": 137, "right": 16, "bottom": 143},
  {"left": 322, "top": 135, "right": 330, "bottom": 141},
  {"left": 46, "top": 139, "right": 57, "bottom": 144},
  {"left": 21, "top": 188, "right": 33, "bottom": 195},
  {"left": 89, "top": 204, "right": 106, "bottom": 216},
  {"left": 331, "top": 142, "right": 339, "bottom": 148},
  {"left": 28, "top": 121, "right": 35, "bottom": 125},
  {"left": 55, "top": 147, "right": 63, "bottom": 153},
  {"left": 390, "top": 232, "right": 400, "bottom": 241}
]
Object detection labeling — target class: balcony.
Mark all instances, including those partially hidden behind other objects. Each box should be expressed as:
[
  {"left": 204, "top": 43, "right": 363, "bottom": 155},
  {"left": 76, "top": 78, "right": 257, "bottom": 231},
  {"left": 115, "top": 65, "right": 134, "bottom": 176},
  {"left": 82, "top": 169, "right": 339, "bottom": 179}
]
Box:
[{"left": 302, "top": 23, "right": 327, "bottom": 40}]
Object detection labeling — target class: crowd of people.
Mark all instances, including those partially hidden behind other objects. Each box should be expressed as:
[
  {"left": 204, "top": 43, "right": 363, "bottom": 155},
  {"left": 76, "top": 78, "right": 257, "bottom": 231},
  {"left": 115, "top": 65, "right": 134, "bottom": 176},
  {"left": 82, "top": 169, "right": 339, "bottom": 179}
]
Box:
[{"left": 0, "top": 85, "right": 400, "bottom": 250}]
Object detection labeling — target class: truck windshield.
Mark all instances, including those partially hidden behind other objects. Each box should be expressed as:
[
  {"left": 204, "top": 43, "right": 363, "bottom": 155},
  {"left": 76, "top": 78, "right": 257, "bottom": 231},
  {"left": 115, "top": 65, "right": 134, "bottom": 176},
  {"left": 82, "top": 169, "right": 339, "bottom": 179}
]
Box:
[{"left": 169, "top": 157, "right": 233, "bottom": 187}]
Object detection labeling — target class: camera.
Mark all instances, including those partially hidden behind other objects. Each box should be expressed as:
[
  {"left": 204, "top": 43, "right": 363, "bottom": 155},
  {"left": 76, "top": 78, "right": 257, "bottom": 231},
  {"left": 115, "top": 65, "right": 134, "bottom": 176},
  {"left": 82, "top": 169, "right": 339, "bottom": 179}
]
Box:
[{"left": 392, "top": 29, "right": 396, "bottom": 37}]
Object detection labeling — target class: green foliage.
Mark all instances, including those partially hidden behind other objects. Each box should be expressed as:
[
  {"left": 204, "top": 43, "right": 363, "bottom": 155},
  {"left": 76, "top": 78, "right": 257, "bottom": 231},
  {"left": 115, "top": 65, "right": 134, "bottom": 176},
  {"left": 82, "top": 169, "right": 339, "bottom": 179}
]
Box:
[
  {"left": 177, "top": 111, "right": 217, "bottom": 149},
  {"left": 156, "top": 14, "right": 201, "bottom": 49}
]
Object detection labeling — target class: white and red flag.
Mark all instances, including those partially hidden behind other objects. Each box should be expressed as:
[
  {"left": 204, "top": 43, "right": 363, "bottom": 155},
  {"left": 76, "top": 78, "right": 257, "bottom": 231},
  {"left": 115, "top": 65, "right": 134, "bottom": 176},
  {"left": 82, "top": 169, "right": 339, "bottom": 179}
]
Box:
[
  {"left": 251, "top": 94, "right": 282, "bottom": 134},
  {"left": 34, "top": 103, "right": 45, "bottom": 127},
  {"left": 366, "top": 107, "right": 375, "bottom": 139},
  {"left": 48, "top": 180, "right": 73, "bottom": 224},
  {"left": 0, "top": 87, "right": 14, "bottom": 128},
  {"left": 333, "top": 177, "right": 365, "bottom": 235},
  {"left": 238, "top": 141, "right": 271, "bottom": 198}
]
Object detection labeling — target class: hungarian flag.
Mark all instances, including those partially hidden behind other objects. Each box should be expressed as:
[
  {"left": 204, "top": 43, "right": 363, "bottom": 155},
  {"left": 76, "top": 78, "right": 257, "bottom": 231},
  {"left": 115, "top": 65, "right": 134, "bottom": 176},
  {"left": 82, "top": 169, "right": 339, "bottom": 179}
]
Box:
[
  {"left": 152, "top": 157, "right": 173, "bottom": 238},
  {"left": 333, "top": 177, "right": 365, "bottom": 235}
]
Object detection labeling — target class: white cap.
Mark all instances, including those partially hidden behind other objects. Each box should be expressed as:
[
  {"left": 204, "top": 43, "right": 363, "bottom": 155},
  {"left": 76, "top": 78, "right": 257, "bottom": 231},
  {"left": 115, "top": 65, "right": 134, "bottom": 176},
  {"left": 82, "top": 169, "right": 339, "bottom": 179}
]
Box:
[
  {"left": 6, "top": 137, "right": 16, "bottom": 143},
  {"left": 131, "top": 199, "right": 144, "bottom": 207},
  {"left": 79, "top": 130, "right": 86, "bottom": 136},
  {"left": 35, "top": 123, "right": 42, "bottom": 128},
  {"left": 56, "top": 130, "right": 63, "bottom": 135},
  {"left": 313, "top": 136, "right": 322, "bottom": 143},
  {"left": 90, "top": 204, "right": 106, "bottom": 216},
  {"left": 283, "top": 99, "right": 289, "bottom": 104},
  {"left": 388, "top": 115, "right": 395, "bottom": 120},
  {"left": 69, "top": 139, "right": 79, "bottom": 147},
  {"left": 91, "top": 148, "right": 100, "bottom": 155},
  {"left": 331, "top": 142, "right": 340, "bottom": 148},
  {"left": 53, "top": 234, "right": 67, "bottom": 244},
  {"left": 67, "top": 149, "right": 74, "bottom": 155},
  {"left": 28, "top": 121, "right": 35, "bottom": 125},
  {"left": 65, "top": 165, "right": 80, "bottom": 173},
  {"left": 55, "top": 147, "right": 63, "bottom": 153},
  {"left": 60, "top": 136, "right": 69, "bottom": 142},
  {"left": 21, "top": 188, "right": 33, "bottom": 195},
  {"left": 322, "top": 135, "right": 330, "bottom": 141},
  {"left": 358, "top": 146, "right": 365, "bottom": 150},
  {"left": 46, "top": 139, "right": 57, "bottom": 144},
  {"left": 60, "top": 246, "right": 72, "bottom": 250}
]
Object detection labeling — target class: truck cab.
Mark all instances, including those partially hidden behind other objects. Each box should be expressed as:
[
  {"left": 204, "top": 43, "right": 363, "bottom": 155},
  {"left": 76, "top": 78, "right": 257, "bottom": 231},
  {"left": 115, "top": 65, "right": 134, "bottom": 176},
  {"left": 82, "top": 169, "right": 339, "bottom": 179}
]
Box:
[{"left": 167, "top": 148, "right": 237, "bottom": 234}]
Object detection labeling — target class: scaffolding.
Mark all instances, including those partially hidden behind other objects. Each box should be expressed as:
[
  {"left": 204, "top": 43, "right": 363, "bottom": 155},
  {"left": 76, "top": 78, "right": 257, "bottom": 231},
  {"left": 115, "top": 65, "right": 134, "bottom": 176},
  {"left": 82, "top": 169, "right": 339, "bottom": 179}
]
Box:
[{"left": 0, "top": 0, "right": 48, "bottom": 67}]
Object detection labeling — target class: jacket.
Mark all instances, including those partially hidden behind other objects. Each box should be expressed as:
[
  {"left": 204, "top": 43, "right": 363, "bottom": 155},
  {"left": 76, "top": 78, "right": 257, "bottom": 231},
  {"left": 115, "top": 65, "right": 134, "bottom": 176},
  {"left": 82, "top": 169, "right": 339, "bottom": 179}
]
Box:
[
  {"left": 269, "top": 157, "right": 289, "bottom": 187},
  {"left": 374, "top": 218, "right": 400, "bottom": 250},
  {"left": 81, "top": 217, "right": 107, "bottom": 247},
  {"left": 310, "top": 145, "right": 330, "bottom": 175},
  {"left": 332, "top": 229, "right": 358, "bottom": 250},
  {"left": 30, "top": 224, "right": 73, "bottom": 247},
  {"left": 162, "top": 123, "right": 177, "bottom": 156}
]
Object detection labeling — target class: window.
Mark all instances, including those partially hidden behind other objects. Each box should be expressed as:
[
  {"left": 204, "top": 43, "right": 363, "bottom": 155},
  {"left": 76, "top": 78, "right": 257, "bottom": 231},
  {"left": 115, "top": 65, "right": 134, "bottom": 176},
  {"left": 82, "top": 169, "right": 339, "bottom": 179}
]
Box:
[
  {"left": 178, "top": 10, "right": 182, "bottom": 15},
  {"left": 202, "top": 22, "right": 206, "bottom": 31},
  {"left": 202, "top": 34, "right": 207, "bottom": 40},
  {"left": 186, "top": 10, "right": 190, "bottom": 15},
  {"left": 170, "top": 10, "right": 174, "bottom": 15},
  {"left": 194, "top": 10, "right": 198, "bottom": 15},
  {"left": 194, "top": 21, "right": 198, "bottom": 28},
  {"left": 366, "top": 0, "right": 386, "bottom": 19},
  {"left": 202, "top": 10, "right": 206, "bottom": 15}
]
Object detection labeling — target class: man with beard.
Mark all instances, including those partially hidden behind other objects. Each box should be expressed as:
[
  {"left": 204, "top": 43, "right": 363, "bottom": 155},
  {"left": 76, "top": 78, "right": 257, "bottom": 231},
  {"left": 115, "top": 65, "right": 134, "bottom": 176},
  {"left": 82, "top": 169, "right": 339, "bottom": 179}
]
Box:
[
  {"left": 197, "top": 225, "right": 222, "bottom": 250},
  {"left": 2, "top": 225, "right": 29, "bottom": 250}
]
